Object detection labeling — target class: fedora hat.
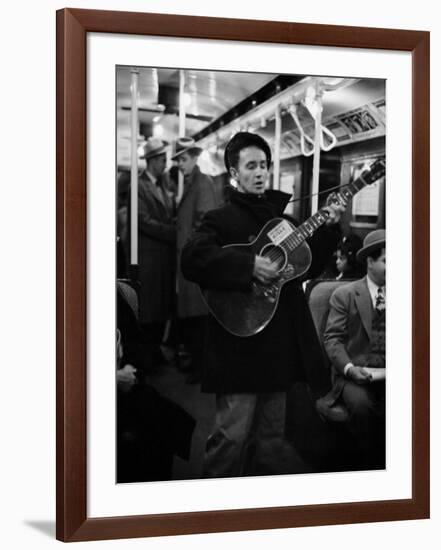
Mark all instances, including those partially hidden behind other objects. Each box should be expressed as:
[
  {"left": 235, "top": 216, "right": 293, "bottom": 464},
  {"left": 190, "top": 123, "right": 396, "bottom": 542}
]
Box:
[
  {"left": 171, "top": 137, "right": 202, "bottom": 160},
  {"left": 143, "top": 137, "right": 168, "bottom": 159},
  {"left": 356, "top": 229, "right": 386, "bottom": 262}
]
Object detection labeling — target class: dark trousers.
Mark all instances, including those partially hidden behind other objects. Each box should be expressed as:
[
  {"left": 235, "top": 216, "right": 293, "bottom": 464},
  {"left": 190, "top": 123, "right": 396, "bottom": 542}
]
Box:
[
  {"left": 140, "top": 321, "right": 166, "bottom": 371},
  {"left": 179, "top": 315, "right": 207, "bottom": 375},
  {"left": 203, "top": 392, "right": 289, "bottom": 478},
  {"left": 342, "top": 381, "right": 385, "bottom": 469}
]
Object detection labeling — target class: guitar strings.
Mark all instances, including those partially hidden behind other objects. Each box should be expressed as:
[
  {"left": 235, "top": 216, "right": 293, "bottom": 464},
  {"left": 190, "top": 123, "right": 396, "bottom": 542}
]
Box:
[
  {"left": 287, "top": 181, "right": 352, "bottom": 203},
  {"left": 262, "top": 161, "right": 384, "bottom": 265}
]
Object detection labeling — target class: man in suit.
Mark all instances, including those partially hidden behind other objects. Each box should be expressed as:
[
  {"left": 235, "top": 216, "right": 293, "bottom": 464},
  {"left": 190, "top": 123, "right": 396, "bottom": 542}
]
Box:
[
  {"left": 323, "top": 229, "right": 386, "bottom": 469},
  {"left": 137, "top": 137, "right": 176, "bottom": 371},
  {"left": 173, "top": 137, "right": 220, "bottom": 384}
]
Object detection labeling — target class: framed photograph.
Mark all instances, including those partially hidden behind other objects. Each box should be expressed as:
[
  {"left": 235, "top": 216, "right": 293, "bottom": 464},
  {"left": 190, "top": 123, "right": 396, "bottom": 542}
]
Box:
[{"left": 56, "top": 8, "right": 429, "bottom": 542}]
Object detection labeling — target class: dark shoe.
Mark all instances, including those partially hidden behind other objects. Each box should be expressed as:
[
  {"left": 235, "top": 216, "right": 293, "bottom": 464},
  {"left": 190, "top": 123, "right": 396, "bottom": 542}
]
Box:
[{"left": 316, "top": 396, "right": 349, "bottom": 423}]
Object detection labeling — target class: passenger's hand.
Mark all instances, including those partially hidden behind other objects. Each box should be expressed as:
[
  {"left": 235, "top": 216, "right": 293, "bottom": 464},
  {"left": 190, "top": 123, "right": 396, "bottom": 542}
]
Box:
[
  {"left": 346, "top": 365, "right": 373, "bottom": 384},
  {"left": 324, "top": 192, "right": 347, "bottom": 225},
  {"left": 253, "top": 255, "right": 279, "bottom": 285},
  {"left": 117, "top": 364, "right": 137, "bottom": 392}
]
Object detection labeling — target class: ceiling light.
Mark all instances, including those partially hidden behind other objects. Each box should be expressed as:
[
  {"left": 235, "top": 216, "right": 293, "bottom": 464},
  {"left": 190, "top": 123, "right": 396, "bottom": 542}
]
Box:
[{"left": 153, "top": 124, "right": 164, "bottom": 137}]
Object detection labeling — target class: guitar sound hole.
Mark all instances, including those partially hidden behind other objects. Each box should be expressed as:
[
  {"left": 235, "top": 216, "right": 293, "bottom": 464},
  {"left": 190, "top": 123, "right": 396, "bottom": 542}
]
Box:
[{"left": 260, "top": 244, "right": 287, "bottom": 272}]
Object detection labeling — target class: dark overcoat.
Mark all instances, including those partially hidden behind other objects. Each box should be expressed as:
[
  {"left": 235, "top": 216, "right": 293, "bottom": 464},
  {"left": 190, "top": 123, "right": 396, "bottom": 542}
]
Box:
[
  {"left": 181, "top": 189, "right": 340, "bottom": 394},
  {"left": 137, "top": 171, "right": 176, "bottom": 324},
  {"left": 177, "top": 165, "right": 219, "bottom": 318}
]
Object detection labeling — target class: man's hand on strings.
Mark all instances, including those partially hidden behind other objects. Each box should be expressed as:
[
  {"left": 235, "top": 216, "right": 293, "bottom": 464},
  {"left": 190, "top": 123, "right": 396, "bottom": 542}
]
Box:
[
  {"left": 253, "top": 255, "right": 279, "bottom": 285},
  {"left": 324, "top": 192, "right": 347, "bottom": 225}
]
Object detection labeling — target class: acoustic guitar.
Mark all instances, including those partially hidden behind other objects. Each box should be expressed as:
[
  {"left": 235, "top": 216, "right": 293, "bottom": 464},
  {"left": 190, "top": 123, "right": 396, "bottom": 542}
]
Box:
[{"left": 201, "top": 158, "right": 385, "bottom": 337}]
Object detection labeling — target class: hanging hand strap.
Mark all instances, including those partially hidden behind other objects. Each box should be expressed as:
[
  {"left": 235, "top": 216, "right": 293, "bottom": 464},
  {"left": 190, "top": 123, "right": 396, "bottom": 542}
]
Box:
[{"left": 288, "top": 105, "right": 315, "bottom": 157}]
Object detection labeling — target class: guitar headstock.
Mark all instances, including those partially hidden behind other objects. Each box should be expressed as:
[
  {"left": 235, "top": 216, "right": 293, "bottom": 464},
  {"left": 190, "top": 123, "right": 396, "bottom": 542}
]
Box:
[
  {"left": 360, "top": 157, "right": 386, "bottom": 185},
  {"left": 324, "top": 157, "right": 386, "bottom": 209}
]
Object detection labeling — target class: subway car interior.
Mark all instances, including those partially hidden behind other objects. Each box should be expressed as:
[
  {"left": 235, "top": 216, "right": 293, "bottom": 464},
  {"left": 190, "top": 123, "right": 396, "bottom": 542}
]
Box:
[{"left": 116, "top": 66, "right": 386, "bottom": 483}]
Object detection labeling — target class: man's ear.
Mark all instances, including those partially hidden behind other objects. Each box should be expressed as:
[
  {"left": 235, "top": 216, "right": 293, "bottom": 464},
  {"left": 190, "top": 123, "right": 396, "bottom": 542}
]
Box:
[{"left": 229, "top": 166, "right": 238, "bottom": 181}]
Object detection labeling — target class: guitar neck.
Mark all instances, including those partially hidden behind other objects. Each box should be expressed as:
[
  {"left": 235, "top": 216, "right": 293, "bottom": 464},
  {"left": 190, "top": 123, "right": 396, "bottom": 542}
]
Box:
[{"left": 283, "top": 168, "right": 377, "bottom": 252}]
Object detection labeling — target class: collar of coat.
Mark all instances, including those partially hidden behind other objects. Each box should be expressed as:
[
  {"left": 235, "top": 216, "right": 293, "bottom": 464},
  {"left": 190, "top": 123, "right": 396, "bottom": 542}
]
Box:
[
  {"left": 354, "top": 276, "right": 374, "bottom": 340},
  {"left": 180, "top": 165, "right": 203, "bottom": 205},
  {"left": 140, "top": 170, "right": 169, "bottom": 210},
  {"left": 230, "top": 189, "right": 292, "bottom": 216},
  {"left": 184, "top": 164, "right": 201, "bottom": 182}
]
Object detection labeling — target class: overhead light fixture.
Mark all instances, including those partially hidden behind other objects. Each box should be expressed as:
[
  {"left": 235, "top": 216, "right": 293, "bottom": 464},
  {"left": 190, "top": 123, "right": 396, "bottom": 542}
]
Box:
[{"left": 153, "top": 124, "right": 164, "bottom": 137}]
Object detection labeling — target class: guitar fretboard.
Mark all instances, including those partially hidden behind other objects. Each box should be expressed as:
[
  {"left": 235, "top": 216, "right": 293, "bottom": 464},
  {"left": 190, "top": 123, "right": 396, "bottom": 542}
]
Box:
[{"left": 282, "top": 167, "right": 379, "bottom": 252}]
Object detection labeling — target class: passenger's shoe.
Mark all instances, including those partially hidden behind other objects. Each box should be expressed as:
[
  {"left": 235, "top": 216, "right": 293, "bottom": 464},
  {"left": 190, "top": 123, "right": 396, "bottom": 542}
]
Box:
[{"left": 315, "top": 396, "right": 349, "bottom": 423}]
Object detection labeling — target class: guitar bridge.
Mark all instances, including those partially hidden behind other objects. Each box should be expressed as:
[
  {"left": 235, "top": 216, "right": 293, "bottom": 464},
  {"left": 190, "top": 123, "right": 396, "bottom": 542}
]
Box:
[
  {"left": 280, "top": 263, "right": 295, "bottom": 280},
  {"left": 252, "top": 282, "right": 278, "bottom": 302}
]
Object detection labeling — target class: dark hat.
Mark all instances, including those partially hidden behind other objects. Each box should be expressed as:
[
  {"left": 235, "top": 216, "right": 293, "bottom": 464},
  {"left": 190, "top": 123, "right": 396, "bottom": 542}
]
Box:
[
  {"left": 356, "top": 229, "right": 386, "bottom": 262},
  {"left": 171, "top": 137, "right": 202, "bottom": 160},
  {"left": 143, "top": 137, "right": 168, "bottom": 159}
]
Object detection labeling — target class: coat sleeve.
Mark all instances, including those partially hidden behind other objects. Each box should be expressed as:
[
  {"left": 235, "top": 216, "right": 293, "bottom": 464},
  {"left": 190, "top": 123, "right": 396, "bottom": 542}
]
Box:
[
  {"left": 138, "top": 189, "right": 176, "bottom": 245},
  {"left": 181, "top": 210, "right": 255, "bottom": 291},
  {"left": 323, "top": 286, "right": 352, "bottom": 374},
  {"left": 192, "top": 177, "right": 219, "bottom": 231}
]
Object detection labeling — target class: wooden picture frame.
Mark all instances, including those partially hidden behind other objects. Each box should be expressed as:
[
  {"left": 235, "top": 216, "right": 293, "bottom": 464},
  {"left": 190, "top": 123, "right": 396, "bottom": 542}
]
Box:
[{"left": 56, "top": 8, "right": 430, "bottom": 542}]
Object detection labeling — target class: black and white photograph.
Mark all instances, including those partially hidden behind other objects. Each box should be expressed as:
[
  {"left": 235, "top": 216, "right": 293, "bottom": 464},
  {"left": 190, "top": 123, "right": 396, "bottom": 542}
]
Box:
[
  {"left": 115, "top": 66, "right": 386, "bottom": 484},
  {"left": 1, "top": 0, "right": 436, "bottom": 544}
]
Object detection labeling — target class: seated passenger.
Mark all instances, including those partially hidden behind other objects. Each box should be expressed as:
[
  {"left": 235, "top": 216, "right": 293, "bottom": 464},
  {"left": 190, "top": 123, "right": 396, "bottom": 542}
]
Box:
[
  {"left": 323, "top": 229, "right": 386, "bottom": 470},
  {"left": 335, "top": 233, "right": 364, "bottom": 280},
  {"left": 116, "top": 282, "right": 195, "bottom": 482},
  {"left": 303, "top": 233, "right": 362, "bottom": 300}
]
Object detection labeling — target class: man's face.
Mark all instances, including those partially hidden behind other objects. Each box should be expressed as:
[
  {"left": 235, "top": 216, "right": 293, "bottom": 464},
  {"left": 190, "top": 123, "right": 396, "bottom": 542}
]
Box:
[
  {"left": 148, "top": 153, "right": 166, "bottom": 178},
  {"left": 335, "top": 250, "right": 348, "bottom": 274},
  {"left": 230, "top": 146, "right": 269, "bottom": 195},
  {"left": 367, "top": 248, "right": 386, "bottom": 287},
  {"left": 177, "top": 152, "right": 198, "bottom": 176}
]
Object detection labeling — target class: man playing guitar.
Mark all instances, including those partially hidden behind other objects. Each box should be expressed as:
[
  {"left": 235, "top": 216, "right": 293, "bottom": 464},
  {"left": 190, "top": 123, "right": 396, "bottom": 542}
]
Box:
[{"left": 181, "top": 132, "right": 345, "bottom": 478}]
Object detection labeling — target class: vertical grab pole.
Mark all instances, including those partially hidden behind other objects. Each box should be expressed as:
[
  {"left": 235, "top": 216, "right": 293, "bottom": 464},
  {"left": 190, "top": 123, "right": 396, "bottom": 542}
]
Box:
[
  {"left": 176, "top": 69, "right": 186, "bottom": 204},
  {"left": 174, "top": 70, "right": 187, "bottom": 362},
  {"left": 311, "top": 88, "right": 323, "bottom": 215},
  {"left": 274, "top": 104, "right": 281, "bottom": 190},
  {"left": 129, "top": 68, "right": 139, "bottom": 282}
]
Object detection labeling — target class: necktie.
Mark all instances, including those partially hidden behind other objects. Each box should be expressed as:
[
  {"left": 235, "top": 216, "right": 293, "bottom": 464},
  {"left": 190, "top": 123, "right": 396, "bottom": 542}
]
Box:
[{"left": 375, "top": 286, "right": 385, "bottom": 313}]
